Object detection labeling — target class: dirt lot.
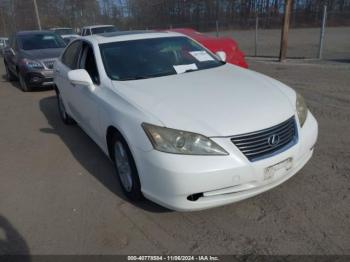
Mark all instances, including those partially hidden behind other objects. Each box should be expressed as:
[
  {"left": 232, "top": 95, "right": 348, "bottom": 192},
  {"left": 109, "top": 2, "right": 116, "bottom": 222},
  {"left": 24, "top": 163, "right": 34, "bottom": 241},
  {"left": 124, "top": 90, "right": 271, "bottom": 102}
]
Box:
[
  {"left": 0, "top": 60, "right": 349, "bottom": 255},
  {"left": 208, "top": 27, "right": 350, "bottom": 60}
]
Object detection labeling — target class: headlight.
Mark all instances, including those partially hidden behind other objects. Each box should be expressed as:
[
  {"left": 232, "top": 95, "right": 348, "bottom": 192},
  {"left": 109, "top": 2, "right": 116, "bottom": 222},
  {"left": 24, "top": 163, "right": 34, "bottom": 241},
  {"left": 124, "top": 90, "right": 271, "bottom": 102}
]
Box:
[
  {"left": 21, "top": 59, "right": 44, "bottom": 70},
  {"left": 142, "top": 123, "right": 228, "bottom": 155},
  {"left": 296, "top": 93, "right": 308, "bottom": 127}
]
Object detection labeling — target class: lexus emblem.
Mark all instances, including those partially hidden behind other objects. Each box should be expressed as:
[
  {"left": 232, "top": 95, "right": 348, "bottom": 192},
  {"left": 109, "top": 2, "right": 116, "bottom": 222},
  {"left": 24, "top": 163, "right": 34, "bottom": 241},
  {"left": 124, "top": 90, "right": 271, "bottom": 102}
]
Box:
[{"left": 268, "top": 134, "right": 280, "bottom": 147}]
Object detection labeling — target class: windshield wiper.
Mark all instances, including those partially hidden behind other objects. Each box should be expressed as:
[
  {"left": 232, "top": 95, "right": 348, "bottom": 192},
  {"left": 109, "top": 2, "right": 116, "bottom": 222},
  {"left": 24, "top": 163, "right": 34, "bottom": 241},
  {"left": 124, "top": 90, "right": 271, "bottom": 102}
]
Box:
[
  {"left": 184, "top": 69, "right": 198, "bottom": 73},
  {"left": 123, "top": 71, "right": 176, "bottom": 80},
  {"left": 119, "top": 76, "right": 150, "bottom": 81}
]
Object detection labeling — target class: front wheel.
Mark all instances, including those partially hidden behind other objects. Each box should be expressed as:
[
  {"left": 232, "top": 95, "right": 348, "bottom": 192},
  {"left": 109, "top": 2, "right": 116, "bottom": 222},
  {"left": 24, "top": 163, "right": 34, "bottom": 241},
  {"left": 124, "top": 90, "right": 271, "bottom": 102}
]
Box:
[
  {"left": 18, "top": 73, "right": 30, "bottom": 92},
  {"left": 112, "top": 135, "right": 143, "bottom": 201},
  {"left": 56, "top": 91, "right": 75, "bottom": 125}
]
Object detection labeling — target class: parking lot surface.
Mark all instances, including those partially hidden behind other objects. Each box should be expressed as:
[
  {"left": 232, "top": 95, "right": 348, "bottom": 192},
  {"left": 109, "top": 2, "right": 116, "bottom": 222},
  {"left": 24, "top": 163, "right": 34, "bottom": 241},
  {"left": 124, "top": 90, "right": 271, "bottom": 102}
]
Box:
[{"left": 0, "top": 60, "right": 349, "bottom": 255}]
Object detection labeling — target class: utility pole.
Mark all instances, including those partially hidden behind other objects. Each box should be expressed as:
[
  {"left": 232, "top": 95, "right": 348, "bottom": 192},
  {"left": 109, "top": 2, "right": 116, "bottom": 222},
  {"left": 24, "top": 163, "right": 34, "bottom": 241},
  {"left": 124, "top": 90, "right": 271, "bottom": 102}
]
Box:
[
  {"left": 33, "top": 0, "right": 42, "bottom": 30},
  {"left": 279, "top": 0, "right": 293, "bottom": 61},
  {"left": 0, "top": 8, "right": 6, "bottom": 36},
  {"left": 318, "top": 5, "right": 327, "bottom": 59},
  {"left": 255, "top": 16, "right": 259, "bottom": 56}
]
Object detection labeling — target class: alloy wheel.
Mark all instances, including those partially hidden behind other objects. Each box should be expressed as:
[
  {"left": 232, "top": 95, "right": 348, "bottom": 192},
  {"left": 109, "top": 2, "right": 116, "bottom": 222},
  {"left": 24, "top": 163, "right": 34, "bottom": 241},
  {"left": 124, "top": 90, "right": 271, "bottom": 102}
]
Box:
[
  {"left": 19, "top": 74, "right": 28, "bottom": 91},
  {"left": 114, "top": 141, "right": 133, "bottom": 192}
]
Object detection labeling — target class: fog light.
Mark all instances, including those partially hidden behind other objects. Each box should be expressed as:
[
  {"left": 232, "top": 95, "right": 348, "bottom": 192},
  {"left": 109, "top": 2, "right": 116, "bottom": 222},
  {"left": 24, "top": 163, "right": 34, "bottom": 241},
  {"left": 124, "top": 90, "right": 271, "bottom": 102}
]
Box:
[
  {"left": 187, "top": 193, "right": 203, "bottom": 201},
  {"left": 30, "top": 77, "right": 41, "bottom": 83}
]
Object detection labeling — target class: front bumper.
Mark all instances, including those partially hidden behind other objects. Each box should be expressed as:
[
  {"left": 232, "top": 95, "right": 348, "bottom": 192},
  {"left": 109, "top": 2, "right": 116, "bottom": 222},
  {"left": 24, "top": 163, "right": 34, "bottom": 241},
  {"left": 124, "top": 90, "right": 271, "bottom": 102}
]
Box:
[
  {"left": 23, "top": 70, "right": 55, "bottom": 88},
  {"left": 133, "top": 113, "right": 318, "bottom": 211}
]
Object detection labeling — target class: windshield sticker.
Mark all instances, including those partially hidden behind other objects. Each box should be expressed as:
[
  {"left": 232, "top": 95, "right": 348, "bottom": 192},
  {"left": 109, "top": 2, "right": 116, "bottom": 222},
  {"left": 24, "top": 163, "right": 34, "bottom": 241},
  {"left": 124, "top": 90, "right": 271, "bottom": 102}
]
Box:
[
  {"left": 43, "top": 35, "right": 55, "bottom": 40},
  {"left": 173, "top": 64, "right": 198, "bottom": 74},
  {"left": 189, "top": 51, "right": 215, "bottom": 62}
]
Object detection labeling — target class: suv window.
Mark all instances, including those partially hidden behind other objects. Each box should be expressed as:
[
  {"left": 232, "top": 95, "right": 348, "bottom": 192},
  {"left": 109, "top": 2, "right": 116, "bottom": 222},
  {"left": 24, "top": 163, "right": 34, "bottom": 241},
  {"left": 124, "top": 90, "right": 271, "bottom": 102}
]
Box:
[
  {"left": 18, "top": 33, "right": 66, "bottom": 50},
  {"left": 61, "top": 41, "right": 82, "bottom": 69},
  {"left": 80, "top": 44, "right": 99, "bottom": 84}
]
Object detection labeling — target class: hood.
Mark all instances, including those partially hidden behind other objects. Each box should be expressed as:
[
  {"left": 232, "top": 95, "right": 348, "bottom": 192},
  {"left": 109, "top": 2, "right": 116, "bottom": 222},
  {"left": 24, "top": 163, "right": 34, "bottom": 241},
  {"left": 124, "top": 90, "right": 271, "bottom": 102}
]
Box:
[
  {"left": 21, "top": 48, "right": 64, "bottom": 60},
  {"left": 112, "top": 64, "right": 296, "bottom": 137}
]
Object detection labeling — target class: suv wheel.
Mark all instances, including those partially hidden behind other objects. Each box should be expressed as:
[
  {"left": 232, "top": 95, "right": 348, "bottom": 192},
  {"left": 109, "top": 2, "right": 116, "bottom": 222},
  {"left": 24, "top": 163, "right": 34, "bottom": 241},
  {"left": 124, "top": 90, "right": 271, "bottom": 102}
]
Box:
[
  {"left": 5, "top": 63, "right": 16, "bottom": 81},
  {"left": 18, "top": 73, "right": 31, "bottom": 92}
]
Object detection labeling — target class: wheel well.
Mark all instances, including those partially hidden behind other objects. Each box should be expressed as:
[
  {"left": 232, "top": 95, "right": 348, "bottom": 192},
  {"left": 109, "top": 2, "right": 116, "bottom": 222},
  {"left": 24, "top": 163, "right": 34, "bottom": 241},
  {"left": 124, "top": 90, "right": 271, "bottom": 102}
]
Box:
[
  {"left": 54, "top": 85, "right": 59, "bottom": 94},
  {"left": 106, "top": 126, "right": 122, "bottom": 161}
]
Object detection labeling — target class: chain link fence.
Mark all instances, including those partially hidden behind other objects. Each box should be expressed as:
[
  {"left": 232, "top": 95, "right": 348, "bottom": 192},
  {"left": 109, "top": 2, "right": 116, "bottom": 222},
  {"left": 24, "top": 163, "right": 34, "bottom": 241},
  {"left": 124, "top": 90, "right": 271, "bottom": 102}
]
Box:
[{"left": 126, "top": 9, "right": 350, "bottom": 61}]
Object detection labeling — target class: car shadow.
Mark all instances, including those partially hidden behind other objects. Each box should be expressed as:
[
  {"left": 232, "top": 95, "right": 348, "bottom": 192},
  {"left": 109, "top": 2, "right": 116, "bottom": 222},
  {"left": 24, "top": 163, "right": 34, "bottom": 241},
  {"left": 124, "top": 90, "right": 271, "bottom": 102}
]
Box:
[
  {"left": 327, "top": 58, "right": 350, "bottom": 64},
  {"left": 0, "top": 215, "right": 31, "bottom": 259},
  {"left": 1, "top": 74, "right": 53, "bottom": 92},
  {"left": 39, "top": 95, "right": 170, "bottom": 213}
]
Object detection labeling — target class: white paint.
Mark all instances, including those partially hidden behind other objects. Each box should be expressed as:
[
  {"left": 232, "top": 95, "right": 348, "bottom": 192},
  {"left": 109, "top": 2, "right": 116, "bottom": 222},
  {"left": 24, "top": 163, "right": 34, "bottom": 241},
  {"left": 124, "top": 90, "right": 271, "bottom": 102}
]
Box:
[{"left": 54, "top": 32, "right": 319, "bottom": 211}]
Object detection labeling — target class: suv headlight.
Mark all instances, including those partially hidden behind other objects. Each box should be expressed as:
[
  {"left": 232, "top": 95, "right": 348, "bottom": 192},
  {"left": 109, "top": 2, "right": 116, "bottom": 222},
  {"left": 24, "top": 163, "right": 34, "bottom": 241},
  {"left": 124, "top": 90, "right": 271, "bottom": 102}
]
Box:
[
  {"left": 296, "top": 93, "right": 308, "bottom": 127},
  {"left": 21, "top": 59, "right": 44, "bottom": 70},
  {"left": 142, "top": 123, "right": 228, "bottom": 155}
]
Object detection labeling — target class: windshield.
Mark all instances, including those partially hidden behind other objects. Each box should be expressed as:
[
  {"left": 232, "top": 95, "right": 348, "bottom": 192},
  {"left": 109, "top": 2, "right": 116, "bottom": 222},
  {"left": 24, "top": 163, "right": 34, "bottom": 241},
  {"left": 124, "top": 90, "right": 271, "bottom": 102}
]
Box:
[
  {"left": 100, "top": 36, "right": 224, "bottom": 81},
  {"left": 91, "top": 26, "right": 117, "bottom": 34},
  {"left": 54, "top": 29, "right": 75, "bottom": 35},
  {"left": 19, "top": 33, "right": 66, "bottom": 50}
]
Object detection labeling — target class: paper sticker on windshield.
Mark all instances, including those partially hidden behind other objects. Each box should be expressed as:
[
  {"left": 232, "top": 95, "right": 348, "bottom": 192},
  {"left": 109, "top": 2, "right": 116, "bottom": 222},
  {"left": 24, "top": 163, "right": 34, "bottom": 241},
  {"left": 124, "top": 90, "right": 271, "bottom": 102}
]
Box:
[
  {"left": 43, "top": 35, "right": 55, "bottom": 40},
  {"left": 173, "top": 64, "right": 198, "bottom": 74},
  {"left": 189, "top": 51, "right": 215, "bottom": 62}
]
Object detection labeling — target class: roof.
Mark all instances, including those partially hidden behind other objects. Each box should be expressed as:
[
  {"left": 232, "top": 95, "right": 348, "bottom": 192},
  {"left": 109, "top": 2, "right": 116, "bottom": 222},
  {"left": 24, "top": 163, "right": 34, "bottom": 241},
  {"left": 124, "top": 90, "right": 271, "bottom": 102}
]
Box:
[
  {"left": 82, "top": 25, "right": 115, "bottom": 29},
  {"left": 16, "top": 30, "right": 54, "bottom": 35},
  {"left": 97, "top": 30, "right": 154, "bottom": 37},
  {"left": 50, "top": 27, "right": 73, "bottom": 30},
  {"left": 84, "top": 30, "right": 184, "bottom": 44}
]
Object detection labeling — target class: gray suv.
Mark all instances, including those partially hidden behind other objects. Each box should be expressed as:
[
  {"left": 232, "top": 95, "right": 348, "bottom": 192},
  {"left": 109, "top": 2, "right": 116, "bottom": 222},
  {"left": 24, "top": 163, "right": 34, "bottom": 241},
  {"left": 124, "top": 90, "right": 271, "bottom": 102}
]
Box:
[{"left": 3, "top": 31, "right": 66, "bottom": 91}]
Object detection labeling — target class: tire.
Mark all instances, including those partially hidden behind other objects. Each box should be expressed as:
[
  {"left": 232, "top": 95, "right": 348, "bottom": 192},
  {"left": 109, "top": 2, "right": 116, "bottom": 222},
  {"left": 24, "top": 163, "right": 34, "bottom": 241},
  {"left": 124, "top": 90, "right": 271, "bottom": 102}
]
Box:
[
  {"left": 56, "top": 91, "right": 75, "bottom": 125},
  {"left": 112, "top": 134, "right": 143, "bottom": 201},
  {"left": 18, "top": 72, "right": 31, "bottom": 92},
  {"left": 4, "top": 63, "right": 16, "bottom": 81}
]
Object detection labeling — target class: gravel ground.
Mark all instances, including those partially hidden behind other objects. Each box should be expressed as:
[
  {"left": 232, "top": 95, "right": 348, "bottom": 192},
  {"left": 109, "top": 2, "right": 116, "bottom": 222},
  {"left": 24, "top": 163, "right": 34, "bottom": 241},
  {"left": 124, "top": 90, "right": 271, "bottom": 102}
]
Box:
[
  {"left": 208, "top": 27, "right": 350, "bottom": 60},
  {"left": 0, "top": 60, "right": 349, "bottom": 255}
]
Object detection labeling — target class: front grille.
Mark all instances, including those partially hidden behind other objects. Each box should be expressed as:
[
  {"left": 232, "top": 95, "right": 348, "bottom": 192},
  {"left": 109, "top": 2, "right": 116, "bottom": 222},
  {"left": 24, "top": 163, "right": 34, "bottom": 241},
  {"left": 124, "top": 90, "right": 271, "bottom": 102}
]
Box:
[
  {"left": 231, "top": 117, "right": 298, "bottom": 161},
  {"left": 43, "top": 60, "right": 55, "bottom": 69}
]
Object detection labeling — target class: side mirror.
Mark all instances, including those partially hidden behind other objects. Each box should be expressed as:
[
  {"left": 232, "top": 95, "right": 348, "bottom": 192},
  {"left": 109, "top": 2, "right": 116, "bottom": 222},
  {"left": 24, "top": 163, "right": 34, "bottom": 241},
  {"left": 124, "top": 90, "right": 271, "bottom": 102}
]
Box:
[
  {"left": 216, "top": 51, "right": 227, "bottom": 62},
  {"left": 68, "top": 69, "right": 93, "bottom": 87}
]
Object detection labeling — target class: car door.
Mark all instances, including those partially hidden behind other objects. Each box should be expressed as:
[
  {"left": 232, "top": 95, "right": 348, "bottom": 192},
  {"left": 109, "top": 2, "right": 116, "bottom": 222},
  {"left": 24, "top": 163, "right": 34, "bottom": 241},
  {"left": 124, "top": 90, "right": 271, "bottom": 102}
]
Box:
[
  {"left": 54, "top": 40, "right": 83, "bottom": 121},
  {"left": 68, "top": 41, "right": 102, "bottom": 144}
]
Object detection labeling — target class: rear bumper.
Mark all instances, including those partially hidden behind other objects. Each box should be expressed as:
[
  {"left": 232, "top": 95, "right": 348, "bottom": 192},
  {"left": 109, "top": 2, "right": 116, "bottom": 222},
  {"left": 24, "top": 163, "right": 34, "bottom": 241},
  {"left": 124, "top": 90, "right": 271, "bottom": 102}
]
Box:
[{"left": 132, "top": 112, "right": 318, "bottom": 211}]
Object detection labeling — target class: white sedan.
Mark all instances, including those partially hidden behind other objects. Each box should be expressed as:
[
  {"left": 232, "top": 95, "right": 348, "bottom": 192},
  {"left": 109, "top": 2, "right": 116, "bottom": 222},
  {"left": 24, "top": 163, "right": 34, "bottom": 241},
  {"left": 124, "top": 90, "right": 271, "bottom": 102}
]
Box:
[{"left": 53, "top": 31, "right": 318, "bottom": 211}]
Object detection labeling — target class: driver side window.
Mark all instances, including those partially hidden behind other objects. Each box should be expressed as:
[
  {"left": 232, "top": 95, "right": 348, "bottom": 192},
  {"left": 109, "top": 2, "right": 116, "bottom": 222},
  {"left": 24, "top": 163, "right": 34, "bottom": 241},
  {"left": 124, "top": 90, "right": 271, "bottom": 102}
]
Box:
[{"left": 79, "top": 43, "right": 100, "bottom": 85}]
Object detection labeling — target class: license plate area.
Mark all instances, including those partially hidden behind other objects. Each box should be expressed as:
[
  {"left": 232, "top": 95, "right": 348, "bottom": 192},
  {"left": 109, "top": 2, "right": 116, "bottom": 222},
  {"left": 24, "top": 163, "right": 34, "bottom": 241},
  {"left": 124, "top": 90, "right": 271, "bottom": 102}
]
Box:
[{"left": 264, "top": 158, "right": 293, "bottom": 181}]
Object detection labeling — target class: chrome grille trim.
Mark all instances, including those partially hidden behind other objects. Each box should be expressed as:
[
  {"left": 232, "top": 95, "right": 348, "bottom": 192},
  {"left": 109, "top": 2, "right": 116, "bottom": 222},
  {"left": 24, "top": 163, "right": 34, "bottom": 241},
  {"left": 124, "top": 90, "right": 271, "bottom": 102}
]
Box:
[
  {"left": 231, "top": 116, "right": 298, "bottom": 161},
  {"left": 43, "top": 60, "right": 56, "bottom": 69}
]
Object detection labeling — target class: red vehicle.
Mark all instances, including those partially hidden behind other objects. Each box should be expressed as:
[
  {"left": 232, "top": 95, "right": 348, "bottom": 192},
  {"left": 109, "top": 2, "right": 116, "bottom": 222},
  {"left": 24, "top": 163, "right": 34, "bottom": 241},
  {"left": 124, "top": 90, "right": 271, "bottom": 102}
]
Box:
[{"left": 169, "top": 28, "right": 248, "bottom": 69}]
